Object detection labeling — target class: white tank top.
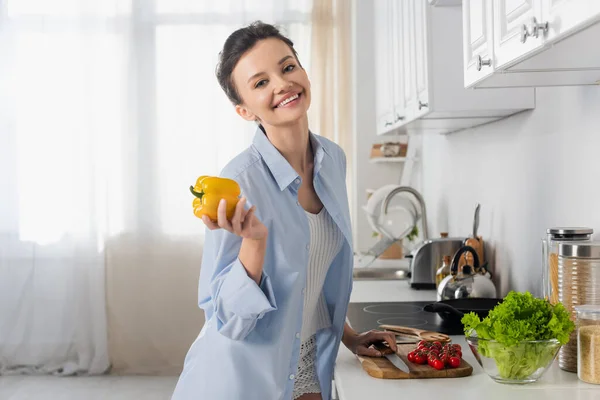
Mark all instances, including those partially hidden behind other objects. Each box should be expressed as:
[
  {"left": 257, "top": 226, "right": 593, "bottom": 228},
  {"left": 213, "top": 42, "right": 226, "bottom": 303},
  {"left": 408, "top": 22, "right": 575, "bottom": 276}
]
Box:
[{"left": 300, "top": 208, "right": 344, "bottom": 341}]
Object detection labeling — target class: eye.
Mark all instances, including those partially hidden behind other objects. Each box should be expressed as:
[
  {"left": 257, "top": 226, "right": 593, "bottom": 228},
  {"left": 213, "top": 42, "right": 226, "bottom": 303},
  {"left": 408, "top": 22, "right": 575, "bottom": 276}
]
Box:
[
  {"left": 283, "top": 64, "right": 295, "bottom": 73},
  {"left": 255, "top": 79, "right": 268, "bottom": 88}
]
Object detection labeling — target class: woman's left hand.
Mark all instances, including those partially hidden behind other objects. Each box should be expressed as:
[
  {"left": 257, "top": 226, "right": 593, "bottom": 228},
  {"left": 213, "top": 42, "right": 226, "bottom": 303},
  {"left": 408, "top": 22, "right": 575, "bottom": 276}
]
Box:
[{"left": 343, "top": 329, "right": 397, "bottom": 357}]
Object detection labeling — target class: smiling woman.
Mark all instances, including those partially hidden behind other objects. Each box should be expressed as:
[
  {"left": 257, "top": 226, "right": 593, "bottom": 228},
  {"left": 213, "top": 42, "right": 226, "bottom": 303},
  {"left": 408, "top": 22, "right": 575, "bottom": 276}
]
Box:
[{"left": 171, "top": 21, "right": 396, "bottom": 400}]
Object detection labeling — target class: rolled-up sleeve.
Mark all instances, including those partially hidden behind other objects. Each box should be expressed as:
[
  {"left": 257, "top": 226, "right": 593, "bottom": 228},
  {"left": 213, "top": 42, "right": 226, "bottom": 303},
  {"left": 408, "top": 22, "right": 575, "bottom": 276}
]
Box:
[{"left": 198, "top": 228, "right": 277, "bottom": 341}]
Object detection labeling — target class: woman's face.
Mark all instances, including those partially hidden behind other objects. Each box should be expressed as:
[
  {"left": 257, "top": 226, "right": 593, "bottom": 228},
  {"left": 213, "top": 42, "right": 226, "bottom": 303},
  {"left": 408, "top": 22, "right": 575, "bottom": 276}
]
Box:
[{"left": 232, "top": 38, "right": 311, "bottom": 128}]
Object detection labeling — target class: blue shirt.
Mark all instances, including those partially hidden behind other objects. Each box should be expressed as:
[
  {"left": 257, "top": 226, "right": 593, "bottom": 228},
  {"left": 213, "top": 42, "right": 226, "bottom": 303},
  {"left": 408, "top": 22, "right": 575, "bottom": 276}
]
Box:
[{"left": 172, "top": 128, "right": 354, "bottom": 400}]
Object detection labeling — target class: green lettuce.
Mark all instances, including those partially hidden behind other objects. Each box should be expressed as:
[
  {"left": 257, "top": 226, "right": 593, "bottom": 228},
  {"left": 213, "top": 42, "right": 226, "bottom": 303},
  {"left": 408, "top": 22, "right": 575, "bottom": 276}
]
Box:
[{"left": 462, "top": 291, "right": 575, "bottom": 380}]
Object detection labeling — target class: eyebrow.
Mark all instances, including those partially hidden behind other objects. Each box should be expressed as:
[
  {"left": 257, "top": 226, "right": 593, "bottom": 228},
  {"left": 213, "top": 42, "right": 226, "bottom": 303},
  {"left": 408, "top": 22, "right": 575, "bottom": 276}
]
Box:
[{"left": 246, "top": 55, "right": 295, "bottom": 84}]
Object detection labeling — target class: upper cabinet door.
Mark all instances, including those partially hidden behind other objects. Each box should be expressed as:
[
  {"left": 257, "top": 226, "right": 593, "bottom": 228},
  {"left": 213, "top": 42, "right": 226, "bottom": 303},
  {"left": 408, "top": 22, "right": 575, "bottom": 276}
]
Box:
[
  {"left": 541, "top": 0, "right": 600, "bottom": 42},
  {"left": 463, "top": 0, "right": 495, "bottom": 88},
  {"left": 413, "top": 0, "right": 430, "bottom": 117},
  {"left": 493, "top": 0, "right": 544, "bottom": 69},
  {"left": 402, "top": 0, "right": 417, "bottom": 121},
  {"left": 374, "top": 0, "right": 394, "bottom": 135},
  {"left": 390, "top": 0, "right": 406, "bottom": 125}
]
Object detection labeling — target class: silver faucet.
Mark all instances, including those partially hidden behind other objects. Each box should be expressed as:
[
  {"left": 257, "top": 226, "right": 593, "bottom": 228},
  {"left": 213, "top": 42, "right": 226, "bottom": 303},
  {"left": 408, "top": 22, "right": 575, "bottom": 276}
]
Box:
[{"left": 381, "top": 186, "right": 429, "bottom": 241}]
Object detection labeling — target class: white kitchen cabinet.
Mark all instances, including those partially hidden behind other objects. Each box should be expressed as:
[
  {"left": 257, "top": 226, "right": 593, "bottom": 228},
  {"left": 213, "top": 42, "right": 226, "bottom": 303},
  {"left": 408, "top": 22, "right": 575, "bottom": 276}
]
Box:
[
  {"left": 464, "top": 0, "right": 600, "bottom": 89},
  {"left": 400, "top": 0, "right": 417, "bottom": 123},
  {"left": 374, "top": 0, "right": 395, "bottom": 135},
  {"left": 413, "top": 0, "right": 430, "bottom": 118},
  {"left": 493, "top": 0, "right": 543, "bottom": 69},
  {"left": 463, "top": 0, "right": 495, "bottom": 87},
  {"left": 391, "top": 0, "right": 407, "bottom": 126},
  {"left": 541, "top": 0, "right": 600, "bottom": 41},
  {"left": 375, "top": 0, "right": 534, "bottom": 136}
]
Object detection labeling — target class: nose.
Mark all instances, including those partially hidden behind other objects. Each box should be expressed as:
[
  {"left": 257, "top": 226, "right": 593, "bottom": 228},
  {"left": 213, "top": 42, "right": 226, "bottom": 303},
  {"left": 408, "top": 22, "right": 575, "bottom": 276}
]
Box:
[{"left": 273, "top": 75, "right": 292, "bottom": 93}]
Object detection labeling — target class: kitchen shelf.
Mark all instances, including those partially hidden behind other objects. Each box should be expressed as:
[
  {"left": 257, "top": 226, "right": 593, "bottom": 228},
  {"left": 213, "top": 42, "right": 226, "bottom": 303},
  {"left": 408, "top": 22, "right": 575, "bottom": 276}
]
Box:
[{"left": 369, "top": 157, "right": 417, "bottom": 164}]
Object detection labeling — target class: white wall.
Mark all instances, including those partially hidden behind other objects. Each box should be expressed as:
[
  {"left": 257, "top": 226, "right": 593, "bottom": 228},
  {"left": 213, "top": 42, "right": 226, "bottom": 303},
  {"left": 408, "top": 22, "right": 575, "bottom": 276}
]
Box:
[{"left": 419, "top": 86, "right": 600, "bottom": 297}]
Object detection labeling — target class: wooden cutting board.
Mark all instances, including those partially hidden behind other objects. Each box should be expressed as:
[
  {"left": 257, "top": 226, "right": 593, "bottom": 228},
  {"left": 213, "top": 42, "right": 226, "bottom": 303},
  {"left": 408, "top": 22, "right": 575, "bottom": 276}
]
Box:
[{"left": 356, "top": 344, "right": 473, "bottom": 379}]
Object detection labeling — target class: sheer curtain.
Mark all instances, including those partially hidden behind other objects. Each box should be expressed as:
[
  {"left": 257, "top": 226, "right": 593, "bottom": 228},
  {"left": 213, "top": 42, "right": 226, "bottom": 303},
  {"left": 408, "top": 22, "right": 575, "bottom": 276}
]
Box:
[
  {"left": 0, "top": 0, "right": 314, "bottom": 375},
  {"left": 308, "top": 0, "right": 353, "bottom": 214}
]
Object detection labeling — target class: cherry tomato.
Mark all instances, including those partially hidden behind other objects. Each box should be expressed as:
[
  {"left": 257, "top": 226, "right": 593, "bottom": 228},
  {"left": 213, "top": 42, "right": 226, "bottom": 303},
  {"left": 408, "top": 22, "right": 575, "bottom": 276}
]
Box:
[
  {"left": 433, "top": 341, "right": 442, "bottom": 348},
  {"left": 414, "top": 353, "right": 425, "bottom": 365},
  {"left": 452, "top": 344, "right": 462, "bottom": 351},
  {"left": 449, "top": 349, "right": 462, "bottom": 358},
  {"left": 407, "top": 351, "right": 416, "bottom": 363},
  {"left": 432, "top": 359, "right": 445, "bottom": 370},
  {"left": 417, "top": 340, "right": 428, "bottom": 348},
  {"left": 440, "top": 354, "right": 449, "bottom": 366},
  {"left": 449, "top": 356, "right": 461, "bottom": 368}
]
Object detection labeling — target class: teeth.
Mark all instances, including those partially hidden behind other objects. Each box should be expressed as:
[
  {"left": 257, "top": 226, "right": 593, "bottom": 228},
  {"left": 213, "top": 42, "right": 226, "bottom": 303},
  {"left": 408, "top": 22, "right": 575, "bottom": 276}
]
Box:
[{"left": 277, "top": 94, "right": 299, "bottom": 107}]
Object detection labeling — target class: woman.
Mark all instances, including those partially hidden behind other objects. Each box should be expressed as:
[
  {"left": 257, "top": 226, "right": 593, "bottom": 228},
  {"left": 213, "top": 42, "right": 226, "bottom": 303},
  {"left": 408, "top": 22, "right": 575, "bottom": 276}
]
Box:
[{"left": 172, "top": 21, "right": 397, "bottom": 400}]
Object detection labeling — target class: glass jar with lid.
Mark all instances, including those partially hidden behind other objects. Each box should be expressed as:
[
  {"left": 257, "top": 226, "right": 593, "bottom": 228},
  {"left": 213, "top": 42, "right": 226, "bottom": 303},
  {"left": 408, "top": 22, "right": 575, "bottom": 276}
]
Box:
[
  {"left": 557, "top": 241, "right": 600, "bottom": 372},
  {"left": 542, "top": 227, "right": 593, "bottom": 304},
  {"left": 575, "top": 305, "right": 600, "bottom": 384}
]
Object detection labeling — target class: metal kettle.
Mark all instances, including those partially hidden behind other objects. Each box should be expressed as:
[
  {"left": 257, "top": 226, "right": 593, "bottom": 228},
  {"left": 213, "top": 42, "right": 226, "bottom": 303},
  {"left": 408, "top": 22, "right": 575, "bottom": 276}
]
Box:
[{"left": 437, "top": 245, "right": 497, "bottom": 301}]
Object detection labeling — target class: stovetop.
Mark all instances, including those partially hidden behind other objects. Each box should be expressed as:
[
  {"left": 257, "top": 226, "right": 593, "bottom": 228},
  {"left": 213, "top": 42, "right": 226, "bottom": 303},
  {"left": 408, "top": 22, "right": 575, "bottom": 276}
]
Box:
[{"left": 346, "top": 301, "right": 463, "bottom": 336}]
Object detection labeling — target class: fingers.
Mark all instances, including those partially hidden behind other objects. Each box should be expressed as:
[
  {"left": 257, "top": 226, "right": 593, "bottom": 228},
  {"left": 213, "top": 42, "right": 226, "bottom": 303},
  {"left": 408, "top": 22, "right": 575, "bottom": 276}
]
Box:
[
  {"left": 366, "top": 331, "right": 398, "bottom": 352},
  {"left": 355, "top": 345, "right": 384, "bottom": 358},
  {"left": 217, "top": 199, "right": 233, "bottom": 231},
  {"left": 242, "top": 206, "right": 256, "bottom": 232},
  {"left": 202, "top": 215, "right": 220, "bottom": 230},
  {"left": 230, "top": 198, "right": 247, "bottom": 235}
]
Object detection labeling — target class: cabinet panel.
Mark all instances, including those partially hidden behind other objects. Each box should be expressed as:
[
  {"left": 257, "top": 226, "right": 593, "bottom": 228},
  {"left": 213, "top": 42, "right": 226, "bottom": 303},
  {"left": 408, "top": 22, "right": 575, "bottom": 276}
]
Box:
[
  {"left": 390, "top": 0, "right": 406, "bottom": 124},
  {"left": 463, "top": 0, "right": 495, "bottom": 87},
  {"left": 541, "top": 0, "right": 600, "bottom": 42},
  {"left": 374, "top": 0, "right": 394, "bottom": 134},
  {"left": 493, "top": 0, "right": 543, "bottom": 68},
  {"left": 402, "top": 0, "right": 417, "bottom": 120},
  {"left": 414, "top": 0, "right": 429, "bottom": 116}
]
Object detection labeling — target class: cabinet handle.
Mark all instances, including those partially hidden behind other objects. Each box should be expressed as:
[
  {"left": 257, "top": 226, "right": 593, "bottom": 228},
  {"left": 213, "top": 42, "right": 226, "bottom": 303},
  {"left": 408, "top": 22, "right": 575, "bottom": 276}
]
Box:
[
  {"left": 476, "top": 55, "right": 492, "bottom": 71},
  {"left": 529, "top": 17, "right": 549, "bottom": 39},
  {"left": 521, "top": 17, "right": 549, "bottom": 43},
  {"left": 418, "top": 101, "right": 428, "bottom": 110},
  {"left": 385, "top": 121, "right": 393, "bottom": 127},
  {"left": 520, "top": 23, "right": 529, "bottom": 43},
  {"left": 395, "top": 114, "right": 405, "bottom": 122}
]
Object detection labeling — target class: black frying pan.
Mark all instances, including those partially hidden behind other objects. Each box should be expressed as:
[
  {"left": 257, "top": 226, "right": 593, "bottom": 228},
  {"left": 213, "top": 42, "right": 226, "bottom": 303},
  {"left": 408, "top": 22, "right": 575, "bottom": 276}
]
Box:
[{"left": 424, "top": 298, "right": 503, "bottom": 326}]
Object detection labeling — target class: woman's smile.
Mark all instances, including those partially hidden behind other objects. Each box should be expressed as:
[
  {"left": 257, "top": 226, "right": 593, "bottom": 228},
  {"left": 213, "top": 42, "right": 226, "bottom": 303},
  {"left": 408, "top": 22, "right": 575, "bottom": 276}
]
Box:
[{"left": 274, "top": 92, "right": 302, "bottom": 109}]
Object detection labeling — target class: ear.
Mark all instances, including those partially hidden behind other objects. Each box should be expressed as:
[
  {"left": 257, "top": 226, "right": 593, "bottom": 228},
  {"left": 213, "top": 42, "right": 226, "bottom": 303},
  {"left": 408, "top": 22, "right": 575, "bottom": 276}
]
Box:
[{"left": 235, "top": 104, "right": 257, "bottom": 122}]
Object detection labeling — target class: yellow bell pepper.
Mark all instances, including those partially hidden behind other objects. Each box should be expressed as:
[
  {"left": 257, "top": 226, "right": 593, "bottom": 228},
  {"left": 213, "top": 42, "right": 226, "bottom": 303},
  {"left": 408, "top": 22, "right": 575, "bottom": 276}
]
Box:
[{"left": 189, "top": 175, "right": 241, "bottom": 221}]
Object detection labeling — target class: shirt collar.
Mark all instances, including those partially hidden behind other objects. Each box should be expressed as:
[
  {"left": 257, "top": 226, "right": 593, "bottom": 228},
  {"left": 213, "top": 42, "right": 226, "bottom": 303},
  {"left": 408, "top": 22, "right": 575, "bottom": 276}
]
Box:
[{"left": 252, "top": 126, "right": 329, "bottom": 191}]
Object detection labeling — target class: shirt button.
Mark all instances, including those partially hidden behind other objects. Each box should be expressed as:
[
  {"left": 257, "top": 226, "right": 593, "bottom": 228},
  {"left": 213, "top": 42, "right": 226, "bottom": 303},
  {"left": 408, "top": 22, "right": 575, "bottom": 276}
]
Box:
[
  {"left": 296, "top": 332, "right": 301, "bottom": 339},
  {"left": 294, "top": 178, "right": 300, "bottom": 185},
  {"left": 305, "top": 244, "right": 310, "bottom": 250},
  {"left": 289, "top": 374, "right": 295, "bottom": 380},
  {"left": 302, "top": 288, "right": 306, "bottom": 295}
]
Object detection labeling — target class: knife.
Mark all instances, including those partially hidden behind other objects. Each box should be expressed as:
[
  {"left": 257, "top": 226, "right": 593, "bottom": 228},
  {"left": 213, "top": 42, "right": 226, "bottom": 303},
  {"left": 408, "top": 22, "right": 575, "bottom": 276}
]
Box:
[
  {"left": 373, "top": 343, "right": 411, "bottom": 374},
  {"left": 384, "top": 352, "right": 411, "bottom": 374}
]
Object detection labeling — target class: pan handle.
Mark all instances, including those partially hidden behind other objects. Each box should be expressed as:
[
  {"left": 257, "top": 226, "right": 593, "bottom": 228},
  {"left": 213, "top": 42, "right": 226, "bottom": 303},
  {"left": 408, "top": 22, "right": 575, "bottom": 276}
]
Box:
[{"left": 424, "top": 302, "right": 466, "bottom": 319}]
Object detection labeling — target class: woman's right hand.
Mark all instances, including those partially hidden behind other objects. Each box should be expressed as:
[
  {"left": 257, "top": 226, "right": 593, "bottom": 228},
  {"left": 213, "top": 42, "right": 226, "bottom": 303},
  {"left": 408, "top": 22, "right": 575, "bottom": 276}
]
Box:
[{"left": 202, "top": 197, "right": 268, "bottom": 241}]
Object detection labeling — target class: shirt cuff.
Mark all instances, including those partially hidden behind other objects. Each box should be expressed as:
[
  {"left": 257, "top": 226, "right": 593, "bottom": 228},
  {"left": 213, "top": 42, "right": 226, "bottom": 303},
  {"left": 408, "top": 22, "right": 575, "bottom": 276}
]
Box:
[{"left": 219, "top": 258, "right": 277, "bottom": 319}]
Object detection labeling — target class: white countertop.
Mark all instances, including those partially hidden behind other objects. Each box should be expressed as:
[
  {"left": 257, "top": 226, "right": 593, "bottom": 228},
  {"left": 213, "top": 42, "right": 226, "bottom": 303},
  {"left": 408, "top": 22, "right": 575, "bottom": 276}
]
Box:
[
  {"left": 349, "top": 279, "right": 436, "bottom": 303},
  {"left": 335, "top": 280, "right": 600, "bottom": 400}
]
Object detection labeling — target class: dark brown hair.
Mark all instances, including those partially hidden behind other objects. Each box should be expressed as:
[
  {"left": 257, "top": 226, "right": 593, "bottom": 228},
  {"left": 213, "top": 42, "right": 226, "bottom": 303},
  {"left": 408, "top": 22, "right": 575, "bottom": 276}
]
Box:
[{"left": 216, "top": 21, "right": 301, "bottom": 105}]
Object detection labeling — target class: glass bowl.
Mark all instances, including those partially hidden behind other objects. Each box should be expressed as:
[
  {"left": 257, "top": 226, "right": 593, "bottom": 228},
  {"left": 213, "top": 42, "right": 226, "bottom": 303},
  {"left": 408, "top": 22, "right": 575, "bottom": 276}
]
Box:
[{"left": 466, "top": 335, "right": 562, "bottom": 384}]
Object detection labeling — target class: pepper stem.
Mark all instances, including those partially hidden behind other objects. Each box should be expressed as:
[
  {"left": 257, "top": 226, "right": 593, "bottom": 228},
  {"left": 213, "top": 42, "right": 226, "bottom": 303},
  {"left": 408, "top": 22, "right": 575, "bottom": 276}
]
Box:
[{"left": 189, "top": 186, "right": 204, "bottom": 199}]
